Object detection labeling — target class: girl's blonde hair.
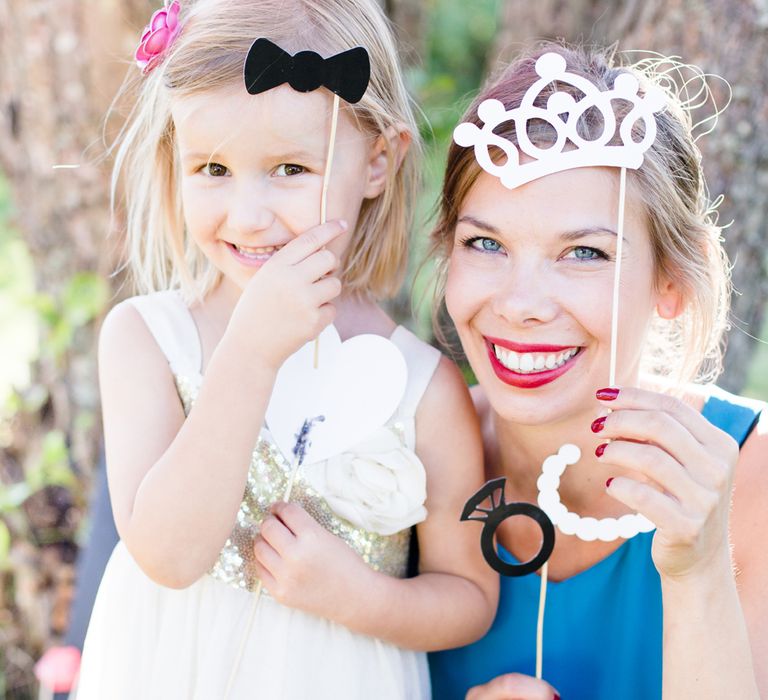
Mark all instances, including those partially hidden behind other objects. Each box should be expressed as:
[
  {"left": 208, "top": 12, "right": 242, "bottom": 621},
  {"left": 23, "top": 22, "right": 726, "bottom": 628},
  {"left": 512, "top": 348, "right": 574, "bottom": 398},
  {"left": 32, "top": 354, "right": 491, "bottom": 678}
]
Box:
[
  {"left": 111, "top": 0, "right": 419, "bottom": 302},
  {"left": 429, "top": 42, "right": 731, "bottom": 384}
]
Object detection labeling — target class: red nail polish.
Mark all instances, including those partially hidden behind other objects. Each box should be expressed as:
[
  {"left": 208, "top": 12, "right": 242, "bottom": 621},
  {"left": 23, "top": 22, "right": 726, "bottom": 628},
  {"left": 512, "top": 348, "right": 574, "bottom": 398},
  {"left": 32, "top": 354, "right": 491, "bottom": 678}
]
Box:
[
  {"left": 591, "top": 416, "right": 606, "bottom": 433},
  {"left": 595, "top": 443, "right": 607, "bottom": 457},
  {"left": 553, "top": 694, "right": 561, "bottom": 700},
  {"left": 596, "top": 387, "right": 620, "bottom": 400},
  {"left": 606, "top": 477, "right": 614, "bottom": 488}
]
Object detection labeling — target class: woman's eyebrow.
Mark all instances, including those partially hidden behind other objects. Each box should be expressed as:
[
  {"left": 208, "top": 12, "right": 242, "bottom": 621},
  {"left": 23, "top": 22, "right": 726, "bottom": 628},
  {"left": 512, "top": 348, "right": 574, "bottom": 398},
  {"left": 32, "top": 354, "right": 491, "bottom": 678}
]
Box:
[
  {"left": 561, "top": 227, "right": 618, "bottom": 240},
  {"left": 457, "top": 215, "right": 500, "bottom": 234}
]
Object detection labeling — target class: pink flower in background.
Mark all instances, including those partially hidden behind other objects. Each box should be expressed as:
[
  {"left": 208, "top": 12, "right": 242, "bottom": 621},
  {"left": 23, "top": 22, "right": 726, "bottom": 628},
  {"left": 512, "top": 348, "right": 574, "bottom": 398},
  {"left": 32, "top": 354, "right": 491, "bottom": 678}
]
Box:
[
  {"left": 135, "top": 1, "right": 182, "bottom": 74},
  {"left": 34, "top": 646, "right": 81, "bottom": 693}
]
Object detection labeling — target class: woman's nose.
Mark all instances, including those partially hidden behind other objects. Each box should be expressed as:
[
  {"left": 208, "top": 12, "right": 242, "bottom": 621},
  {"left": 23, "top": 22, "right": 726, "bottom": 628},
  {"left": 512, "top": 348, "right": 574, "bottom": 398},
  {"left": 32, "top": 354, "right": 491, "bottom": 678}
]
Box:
[
  {"left": 490, "top": 265, "right": 559, "bottom": 326},
  {"left": 227, "top": 178, "right": 275, "bottom": 235}
]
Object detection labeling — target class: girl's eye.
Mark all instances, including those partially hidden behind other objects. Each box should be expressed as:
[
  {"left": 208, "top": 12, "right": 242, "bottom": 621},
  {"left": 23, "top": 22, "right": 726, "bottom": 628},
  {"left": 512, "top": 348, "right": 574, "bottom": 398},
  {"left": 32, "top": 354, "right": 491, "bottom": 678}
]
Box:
[
  {"left": 565, "top": 246, "right": 607, "bottom": 261},
  {"left": 465, "top": 236, "right": 503, "bottom": 253},
  {"left": 274, "top": 163, "right": 306, "bottom": 177},
  {"left": 204, "top": 162, "right": 229, "bottom": 177}
]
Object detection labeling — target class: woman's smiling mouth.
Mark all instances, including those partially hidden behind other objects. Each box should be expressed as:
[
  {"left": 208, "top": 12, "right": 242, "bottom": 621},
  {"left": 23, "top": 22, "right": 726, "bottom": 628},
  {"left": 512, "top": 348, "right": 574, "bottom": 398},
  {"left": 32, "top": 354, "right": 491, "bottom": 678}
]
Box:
[{"left": 484, "top": 336, "right": 583, "bottom": 388}]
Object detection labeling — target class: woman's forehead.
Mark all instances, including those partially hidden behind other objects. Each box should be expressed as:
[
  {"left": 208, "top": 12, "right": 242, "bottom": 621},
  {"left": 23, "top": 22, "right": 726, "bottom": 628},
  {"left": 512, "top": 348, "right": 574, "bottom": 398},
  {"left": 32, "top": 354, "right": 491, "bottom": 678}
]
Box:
[{"left": 458, "top": 167, "right": 646, "bottom": 236}]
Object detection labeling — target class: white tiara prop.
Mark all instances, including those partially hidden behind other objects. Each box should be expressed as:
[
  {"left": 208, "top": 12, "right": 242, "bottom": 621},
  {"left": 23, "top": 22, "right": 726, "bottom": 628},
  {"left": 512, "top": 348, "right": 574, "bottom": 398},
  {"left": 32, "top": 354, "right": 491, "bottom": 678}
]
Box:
[{"left": 453, "top": 52, "right": 666, "bottom": 189}]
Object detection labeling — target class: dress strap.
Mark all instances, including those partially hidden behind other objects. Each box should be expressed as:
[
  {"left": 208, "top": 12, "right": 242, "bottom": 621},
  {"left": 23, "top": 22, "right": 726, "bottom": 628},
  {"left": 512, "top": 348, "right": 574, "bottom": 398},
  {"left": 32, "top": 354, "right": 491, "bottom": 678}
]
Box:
[
  {"left": 124, "top": 291, "right": 202, "bottom": 378},
  {"left": 390, "top": 326, "right": 441, "bottom": 421},
  {"left": 701, "top": 384, "right": 764, "bottom": 448}
]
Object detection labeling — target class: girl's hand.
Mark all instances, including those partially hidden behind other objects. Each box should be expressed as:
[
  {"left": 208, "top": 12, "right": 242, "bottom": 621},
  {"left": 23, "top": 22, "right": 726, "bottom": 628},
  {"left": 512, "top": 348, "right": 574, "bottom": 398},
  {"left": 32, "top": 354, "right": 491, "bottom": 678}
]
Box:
[
  {"left": 466, "top": 673, "right": 560, "bottom": 700},
  {"left": 228, "top": 220, "right": 346, "bottom": 370},
  {"left": 595, "top": 386, "right": 740, "bottom": 580},
  {"left": 253, "top": 501, "right": 372, "bottom": 620}
]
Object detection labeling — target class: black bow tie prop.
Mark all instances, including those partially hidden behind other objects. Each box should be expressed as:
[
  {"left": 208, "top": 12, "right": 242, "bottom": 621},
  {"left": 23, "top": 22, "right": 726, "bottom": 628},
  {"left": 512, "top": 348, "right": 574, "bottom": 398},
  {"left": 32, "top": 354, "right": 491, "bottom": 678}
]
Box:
[
  {"left": 462, "top": 478, "right": 555, "bottom": 577},
  {"left": 244, "top": 38, "right": 370, "bottom": 104}
]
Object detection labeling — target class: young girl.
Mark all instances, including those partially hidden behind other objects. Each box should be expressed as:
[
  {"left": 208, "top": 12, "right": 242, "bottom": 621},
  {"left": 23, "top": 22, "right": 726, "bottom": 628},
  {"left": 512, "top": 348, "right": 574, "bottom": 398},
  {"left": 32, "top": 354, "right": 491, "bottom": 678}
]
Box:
[
  {"left": 75, "top": 1, "right": 496, "bottom": 697},
  {"left": 427, "top": 43, "right": 767, "bottom": 699}
]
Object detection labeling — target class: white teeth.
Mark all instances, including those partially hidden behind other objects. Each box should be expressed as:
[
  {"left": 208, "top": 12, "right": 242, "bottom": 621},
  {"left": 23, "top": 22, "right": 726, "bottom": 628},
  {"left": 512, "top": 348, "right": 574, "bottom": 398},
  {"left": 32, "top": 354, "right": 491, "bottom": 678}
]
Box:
[
  {"left": 233, "top": 243, "right": 278, "bottom": 256},
  {"left": 493, "top": 345, "right": 579, "bottom": 374}
]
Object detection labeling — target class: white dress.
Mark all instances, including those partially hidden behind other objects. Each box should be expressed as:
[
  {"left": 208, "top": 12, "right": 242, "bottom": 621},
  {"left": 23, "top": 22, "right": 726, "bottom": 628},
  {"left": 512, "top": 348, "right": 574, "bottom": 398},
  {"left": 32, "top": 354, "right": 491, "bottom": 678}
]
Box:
[{"left": 76, "top": 291, "right": 440, "bottom": 700}]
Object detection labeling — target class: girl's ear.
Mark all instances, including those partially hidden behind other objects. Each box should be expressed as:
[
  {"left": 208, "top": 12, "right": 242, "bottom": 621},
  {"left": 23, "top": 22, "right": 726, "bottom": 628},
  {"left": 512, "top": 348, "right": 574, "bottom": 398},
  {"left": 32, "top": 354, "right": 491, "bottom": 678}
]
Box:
[
  {"left": 364, "top": 125, "right": 411, "bottom": 199},
  {"left": 656, "top": 276, "right": 685, "bottom": 319}
]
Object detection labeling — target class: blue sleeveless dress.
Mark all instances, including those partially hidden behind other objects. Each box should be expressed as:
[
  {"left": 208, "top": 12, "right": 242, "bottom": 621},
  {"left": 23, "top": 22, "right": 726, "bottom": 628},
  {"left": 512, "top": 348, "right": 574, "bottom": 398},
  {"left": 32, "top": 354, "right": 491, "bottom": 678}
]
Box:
[{"left": 429, "top": 387, "right": 763, "bottom": 700}]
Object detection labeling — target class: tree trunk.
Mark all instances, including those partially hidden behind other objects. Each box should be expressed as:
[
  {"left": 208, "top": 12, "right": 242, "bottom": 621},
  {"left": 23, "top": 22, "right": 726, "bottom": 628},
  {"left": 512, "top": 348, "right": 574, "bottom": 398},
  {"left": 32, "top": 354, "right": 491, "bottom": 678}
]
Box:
[
  {"left": 492, "top": 0, "right": 768, "bottom": 392},
  {"left": 0, "top": 0, "right": 142, "bottom": 693}
]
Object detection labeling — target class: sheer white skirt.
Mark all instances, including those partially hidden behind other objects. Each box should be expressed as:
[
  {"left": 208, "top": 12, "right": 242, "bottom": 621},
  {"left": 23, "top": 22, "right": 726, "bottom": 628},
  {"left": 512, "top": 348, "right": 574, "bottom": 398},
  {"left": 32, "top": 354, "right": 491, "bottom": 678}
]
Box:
[{"left": 76, "top": 542, "right": 430, "bottom": 699}]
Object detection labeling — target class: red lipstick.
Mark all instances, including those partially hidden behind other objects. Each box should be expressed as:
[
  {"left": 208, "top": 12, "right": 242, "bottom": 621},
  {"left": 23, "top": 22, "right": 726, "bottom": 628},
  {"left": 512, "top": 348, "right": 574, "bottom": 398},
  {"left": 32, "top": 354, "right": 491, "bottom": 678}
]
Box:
[{"left": 484, "top": 337, "right": 582, "bottom": 389}]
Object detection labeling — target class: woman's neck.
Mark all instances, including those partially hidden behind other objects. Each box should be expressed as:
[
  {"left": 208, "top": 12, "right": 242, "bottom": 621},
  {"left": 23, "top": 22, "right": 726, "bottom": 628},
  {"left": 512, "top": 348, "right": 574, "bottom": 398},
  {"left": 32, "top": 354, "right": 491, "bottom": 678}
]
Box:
[{"left": 487, "top": 403, "right": 629, "bottom": 519}]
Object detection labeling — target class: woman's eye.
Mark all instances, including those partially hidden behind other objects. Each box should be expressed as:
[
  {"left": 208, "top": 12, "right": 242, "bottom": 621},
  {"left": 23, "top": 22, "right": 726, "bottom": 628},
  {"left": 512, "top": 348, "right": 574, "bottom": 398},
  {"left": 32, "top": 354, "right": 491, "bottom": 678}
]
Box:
[
  {"left": 467, "top": 237, "right": 503, "bottom": 253},
  {"left": 274, "top": 163, "right": 306, "bottom": 177},
  {"left": 203, "top": 162, "right": 229, "bottom": 177},
  {"left": 566, "top": 246, "right": 606, "bottom": 261}
]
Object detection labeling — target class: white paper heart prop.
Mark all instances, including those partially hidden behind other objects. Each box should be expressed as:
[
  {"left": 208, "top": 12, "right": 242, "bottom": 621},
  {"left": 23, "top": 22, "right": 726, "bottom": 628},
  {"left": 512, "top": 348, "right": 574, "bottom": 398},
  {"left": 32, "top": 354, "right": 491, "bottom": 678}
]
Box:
[
  {"left": 265, "top": 325, "right": 408, "bottom": 467},
  {"left": 537, "top": 443, "right": 655, "bottom": 542}
]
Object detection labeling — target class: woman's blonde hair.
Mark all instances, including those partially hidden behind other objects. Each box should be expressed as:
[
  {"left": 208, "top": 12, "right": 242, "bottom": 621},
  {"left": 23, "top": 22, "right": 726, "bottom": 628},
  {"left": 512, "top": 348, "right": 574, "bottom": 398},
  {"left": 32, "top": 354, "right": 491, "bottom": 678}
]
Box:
[
  {"left": 110, "top": 0, "right": 419, "bottom": 303},
  {"left": 429, "top": 42, "right": 731, "bottom": 384}
]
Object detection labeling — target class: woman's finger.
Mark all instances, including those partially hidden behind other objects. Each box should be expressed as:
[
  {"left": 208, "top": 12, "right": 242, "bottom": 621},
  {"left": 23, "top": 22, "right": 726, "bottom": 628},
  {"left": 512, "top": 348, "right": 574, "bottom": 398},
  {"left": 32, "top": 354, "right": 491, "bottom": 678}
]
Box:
[
  {"left": 466, "top": 673, "right": 559, "bottom": 700},
  {"left": 606, "top": 475, "right": 696, "bottom": 535},
  {"left": 593, "top": 408, "right": 706, "bottom": 481},
  {"left": 597, "top": 439, "right": 710, "bottom": 508},
  {"left": 597, "top": 386, "right": 736, "bottom": 454}
]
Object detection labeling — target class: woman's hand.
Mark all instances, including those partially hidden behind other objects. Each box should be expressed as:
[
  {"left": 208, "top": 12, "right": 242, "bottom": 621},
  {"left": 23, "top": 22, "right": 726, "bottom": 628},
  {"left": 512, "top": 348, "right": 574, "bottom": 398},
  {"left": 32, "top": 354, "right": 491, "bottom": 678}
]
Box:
[
  {"left": 227, "top": 220, "right": 345, "bottom": 371},
  {"left": 253, "top": 501, "right": 373, "bottom": 620},
  {"left": 594, "top": 386, "right": 739, "bottom": 580},
  {"left": 466, "top": 673, "right": 559, "bottom": 699}
]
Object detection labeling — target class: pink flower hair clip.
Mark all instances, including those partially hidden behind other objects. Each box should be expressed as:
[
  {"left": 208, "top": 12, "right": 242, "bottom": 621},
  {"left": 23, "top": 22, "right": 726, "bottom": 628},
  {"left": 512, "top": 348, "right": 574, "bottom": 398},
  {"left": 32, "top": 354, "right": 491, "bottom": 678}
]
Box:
[{"left": 134, "top": 1, "right": 182, "bottom": 74}]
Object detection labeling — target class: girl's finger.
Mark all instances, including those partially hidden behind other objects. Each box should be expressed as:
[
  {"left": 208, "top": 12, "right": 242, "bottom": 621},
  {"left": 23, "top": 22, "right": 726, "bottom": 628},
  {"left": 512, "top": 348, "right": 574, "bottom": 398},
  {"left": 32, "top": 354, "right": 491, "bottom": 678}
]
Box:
[
  {"left": 258, "top": 514, "right": 296, "bottom": 555},
  {"left": 275, "top": 220, "right": 347, "bottom": 265},
  {"left": 311, "top": 276, "right": 342, "bottom": 305},
  {"left": 271, "top": 501, "right": 318, "bottom": 536},
  {"left": 597, "top": 386, "right": 736, "bottom": 454},
  {"left": 253, "top": 535, "right": 281, "bottom": 574},
  {"left": 297, "top": 247, "right": 338, "bottom": 282},
  {"left": 597, "top": 439, "right": 710, "bottom": 508}
]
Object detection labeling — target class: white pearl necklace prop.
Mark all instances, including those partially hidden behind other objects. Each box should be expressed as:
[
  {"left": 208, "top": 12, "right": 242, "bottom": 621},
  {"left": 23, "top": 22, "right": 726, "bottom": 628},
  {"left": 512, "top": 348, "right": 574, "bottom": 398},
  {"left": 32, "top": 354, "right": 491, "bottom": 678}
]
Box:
[{"left": 537, "top": 444, "right": 655, "bottom": 542}]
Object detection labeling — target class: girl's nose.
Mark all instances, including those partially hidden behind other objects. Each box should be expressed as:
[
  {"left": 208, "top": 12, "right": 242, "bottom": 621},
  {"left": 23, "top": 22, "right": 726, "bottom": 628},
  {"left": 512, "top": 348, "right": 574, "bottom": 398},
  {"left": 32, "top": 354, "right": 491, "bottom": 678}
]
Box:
[
  {"left": 227, "top": 179, "right": 275, "bottom": 235},
  {"left": 490, "top": 265, "right": 559, "bottom": 327}
]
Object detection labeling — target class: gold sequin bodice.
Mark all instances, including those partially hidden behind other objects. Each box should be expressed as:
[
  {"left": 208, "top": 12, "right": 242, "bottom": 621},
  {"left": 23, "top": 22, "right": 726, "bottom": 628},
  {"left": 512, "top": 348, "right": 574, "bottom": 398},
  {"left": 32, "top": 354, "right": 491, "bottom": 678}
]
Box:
[{"left": 174, "top": 373, "right": 411, "bottom": 593}]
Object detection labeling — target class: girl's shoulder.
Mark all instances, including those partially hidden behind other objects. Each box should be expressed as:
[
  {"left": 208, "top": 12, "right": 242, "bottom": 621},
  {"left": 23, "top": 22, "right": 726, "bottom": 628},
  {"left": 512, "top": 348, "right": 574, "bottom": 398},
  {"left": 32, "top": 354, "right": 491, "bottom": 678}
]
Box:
[{"left": 100, "top": 290, "right": 201, "bottom": 378}]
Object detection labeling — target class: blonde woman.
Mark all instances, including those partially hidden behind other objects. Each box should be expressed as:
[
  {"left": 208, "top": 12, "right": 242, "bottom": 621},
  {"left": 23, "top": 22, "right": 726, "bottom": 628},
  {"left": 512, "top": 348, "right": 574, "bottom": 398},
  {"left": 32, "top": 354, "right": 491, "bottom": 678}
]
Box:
[
  {"left": 428, "top": 44, "right": 766, "bottom": 700},
  {"left": 76, "top": 1, "right": 496, "bottom": 697}
]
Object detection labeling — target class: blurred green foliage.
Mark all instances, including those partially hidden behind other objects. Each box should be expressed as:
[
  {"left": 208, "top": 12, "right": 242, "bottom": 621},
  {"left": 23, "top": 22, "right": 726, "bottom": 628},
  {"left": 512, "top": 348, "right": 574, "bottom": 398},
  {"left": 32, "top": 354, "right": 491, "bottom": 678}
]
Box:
[{"left": 0, "top": 179, "right": 108, "bottom": 574}]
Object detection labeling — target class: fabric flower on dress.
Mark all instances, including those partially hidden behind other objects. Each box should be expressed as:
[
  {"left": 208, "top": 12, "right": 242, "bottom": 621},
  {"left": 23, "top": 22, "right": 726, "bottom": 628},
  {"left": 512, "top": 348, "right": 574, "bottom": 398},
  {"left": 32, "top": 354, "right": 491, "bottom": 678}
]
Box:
[
  {"left": 134, "top": 1, "right": 182, "bottom": 74},
  {"left": 305, "top": 427, "right": 427, "bottom": 536}
]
